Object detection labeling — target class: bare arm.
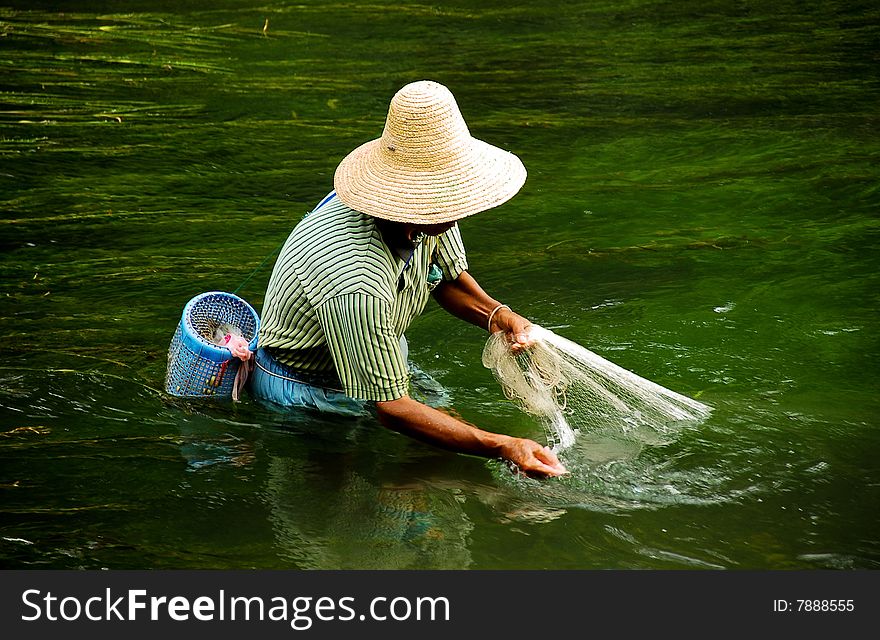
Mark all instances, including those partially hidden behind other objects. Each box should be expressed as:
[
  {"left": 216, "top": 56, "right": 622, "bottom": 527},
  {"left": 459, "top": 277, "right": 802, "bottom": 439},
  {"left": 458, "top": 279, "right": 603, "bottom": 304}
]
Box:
[
  {"left": 430, "top": 270, "right": 500, "bottom": 329},
  {"left": 432, "top": 270, "right": 534, "bottom": 352},
  {"left": 386, "top": 271, "right": 565, "bottom": 476},
  {"left": 375, "top": 395, "right": 566, "bottom": 477}
]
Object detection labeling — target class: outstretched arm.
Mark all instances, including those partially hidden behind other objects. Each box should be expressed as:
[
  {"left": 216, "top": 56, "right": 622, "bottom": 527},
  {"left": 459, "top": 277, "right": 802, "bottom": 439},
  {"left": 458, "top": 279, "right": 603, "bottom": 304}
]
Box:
[
  {"left": 432, "top": 270, "right": 534, "bottom": 352},
  {"left": 375, "top": 395, "right": 566, "bottom": 477},
  {"left": 420, "top": 270, "right": 565, "bottom": 476}
]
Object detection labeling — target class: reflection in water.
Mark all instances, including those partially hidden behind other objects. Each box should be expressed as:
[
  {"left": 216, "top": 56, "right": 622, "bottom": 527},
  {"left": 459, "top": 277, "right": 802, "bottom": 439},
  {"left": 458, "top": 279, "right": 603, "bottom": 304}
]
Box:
[
  {"left": 1, "top": 358, "right": 876, "bottom": 570},
  {"left": 168, "top": 379, "right": 477, "bottom": 569},
  {"left": 246, "top": 363, "right": 474, "bottom": 569},
  {"left": 1, "top": 0, "right": 877, "bottom": 569},
  {"left": 265, "top": 457, "right": 473, "bottom": 569}
]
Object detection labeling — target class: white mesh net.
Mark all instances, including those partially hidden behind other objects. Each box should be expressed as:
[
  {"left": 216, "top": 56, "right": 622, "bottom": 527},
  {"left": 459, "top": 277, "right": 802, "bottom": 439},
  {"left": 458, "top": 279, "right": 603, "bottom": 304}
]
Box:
[{"left": 482, "top": 325, "right": 711, "bottom": 452}]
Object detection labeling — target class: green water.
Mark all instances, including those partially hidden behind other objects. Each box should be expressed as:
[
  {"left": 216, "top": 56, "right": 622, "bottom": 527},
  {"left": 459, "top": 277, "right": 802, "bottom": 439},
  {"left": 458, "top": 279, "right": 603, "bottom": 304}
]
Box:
[{"left": 1, "top": 0, "right": 878, "bottom": 569}]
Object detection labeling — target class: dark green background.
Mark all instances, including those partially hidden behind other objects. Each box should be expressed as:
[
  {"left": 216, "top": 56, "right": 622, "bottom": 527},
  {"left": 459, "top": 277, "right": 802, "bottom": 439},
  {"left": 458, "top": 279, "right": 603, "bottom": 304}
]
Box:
[{"left": 1, "top": 0, "right": 877, "bottom": 569}]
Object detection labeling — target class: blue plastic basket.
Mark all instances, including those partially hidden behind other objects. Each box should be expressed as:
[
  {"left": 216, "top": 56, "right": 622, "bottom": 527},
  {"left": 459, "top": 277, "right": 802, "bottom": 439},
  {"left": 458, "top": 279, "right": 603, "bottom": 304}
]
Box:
[{"left": 165, "top": 291, "right": 260, "bottom": 398}]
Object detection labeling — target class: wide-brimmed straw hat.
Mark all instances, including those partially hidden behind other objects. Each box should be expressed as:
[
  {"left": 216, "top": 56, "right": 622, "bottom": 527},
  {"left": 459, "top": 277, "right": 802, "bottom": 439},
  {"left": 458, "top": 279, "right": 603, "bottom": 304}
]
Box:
[{"left": 334, "top": 80, "right": 527, "bottom": 224}]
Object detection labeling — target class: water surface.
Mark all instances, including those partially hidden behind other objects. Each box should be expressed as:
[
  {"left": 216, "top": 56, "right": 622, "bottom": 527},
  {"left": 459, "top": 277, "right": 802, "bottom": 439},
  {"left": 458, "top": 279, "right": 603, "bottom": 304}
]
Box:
[{"left": 1, "top": 0, "right": 878, "bottom": 569}]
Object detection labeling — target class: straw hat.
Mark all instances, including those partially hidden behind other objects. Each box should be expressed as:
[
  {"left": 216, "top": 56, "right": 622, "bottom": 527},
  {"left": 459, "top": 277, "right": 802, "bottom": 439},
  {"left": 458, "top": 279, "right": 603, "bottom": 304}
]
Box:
[{"left": 333, "top": 80, "right": 527, "bottom": 224}]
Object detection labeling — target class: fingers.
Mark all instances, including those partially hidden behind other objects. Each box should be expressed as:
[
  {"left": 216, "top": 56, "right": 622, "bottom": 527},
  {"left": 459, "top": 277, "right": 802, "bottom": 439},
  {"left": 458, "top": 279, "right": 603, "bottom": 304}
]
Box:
[
  {"left": 495, "top": 311, "right": 534, "bottom": 353},
  {"left": 521, "top": 460, "right": 567, "bottom": 478},
  {"left": 535, "top": 446, "right": 568, "bottom": 476},
  {"left": 536, "top": 445, "right": 564, "bottom": 466},
  {"left": 530, "top": 462, "right": 567, "bottom": 477},
  {"left": 509, "top": 326, "right": 536, "bottom": 353},
  {"left": 510, "top": 440, "right": 568, "bottom": 478}
]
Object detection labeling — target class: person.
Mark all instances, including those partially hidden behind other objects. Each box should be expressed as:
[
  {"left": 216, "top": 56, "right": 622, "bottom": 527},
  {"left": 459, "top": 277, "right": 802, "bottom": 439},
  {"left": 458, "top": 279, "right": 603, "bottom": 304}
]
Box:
[{"left": 251, "top": 80, "right": 566, "bottom": 478}]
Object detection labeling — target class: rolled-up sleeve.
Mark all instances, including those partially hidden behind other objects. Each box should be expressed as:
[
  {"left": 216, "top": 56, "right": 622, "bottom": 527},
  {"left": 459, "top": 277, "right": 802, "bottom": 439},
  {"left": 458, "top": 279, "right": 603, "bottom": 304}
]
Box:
[
  {"left": 435, "top": 224, "right": 469, "bottom": 281},
  {"left": 315, "top": 293, "right": 409, "bottom": 401}
]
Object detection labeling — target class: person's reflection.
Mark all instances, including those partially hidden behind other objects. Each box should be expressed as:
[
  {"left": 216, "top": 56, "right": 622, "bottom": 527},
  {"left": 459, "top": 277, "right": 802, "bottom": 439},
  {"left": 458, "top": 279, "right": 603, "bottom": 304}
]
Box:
[{"left": 262, "top": 409, "right": 474, "bottom": 570}]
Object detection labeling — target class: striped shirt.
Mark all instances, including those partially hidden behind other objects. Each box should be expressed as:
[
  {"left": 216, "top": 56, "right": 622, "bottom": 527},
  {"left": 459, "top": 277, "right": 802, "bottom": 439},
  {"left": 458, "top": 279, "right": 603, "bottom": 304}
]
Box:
[{"left": 258, "top": 191, "right": 468, "bottom": 401}]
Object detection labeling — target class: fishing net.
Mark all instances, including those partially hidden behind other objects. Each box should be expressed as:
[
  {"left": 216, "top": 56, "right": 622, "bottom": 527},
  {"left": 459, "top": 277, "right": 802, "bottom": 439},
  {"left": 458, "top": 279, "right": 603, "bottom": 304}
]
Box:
[{"left": 482, "top": 325, "right": 711, "bottom": 452}]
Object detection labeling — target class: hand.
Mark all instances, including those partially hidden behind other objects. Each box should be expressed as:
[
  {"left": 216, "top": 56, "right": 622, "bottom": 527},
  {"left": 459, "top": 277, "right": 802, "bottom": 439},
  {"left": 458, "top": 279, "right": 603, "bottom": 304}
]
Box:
[
  {"left": 500, "top": 437, "right": 568, "bottom": 478},
  {"left": 490, "top": 307, "right": 536, "bottom": 354}
]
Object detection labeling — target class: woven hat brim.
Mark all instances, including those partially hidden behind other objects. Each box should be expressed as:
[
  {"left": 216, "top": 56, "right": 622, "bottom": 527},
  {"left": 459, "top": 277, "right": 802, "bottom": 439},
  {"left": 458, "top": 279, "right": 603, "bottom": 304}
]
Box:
[{"left": 333, "top": 137, "right": 527, "bottom": 224}]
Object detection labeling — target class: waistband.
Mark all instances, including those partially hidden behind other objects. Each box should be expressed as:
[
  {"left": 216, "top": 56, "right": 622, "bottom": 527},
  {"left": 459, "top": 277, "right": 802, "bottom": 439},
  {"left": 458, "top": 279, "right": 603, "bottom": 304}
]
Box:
[{"left": 255, "top": 348, "right": 345, "bottom": 393}]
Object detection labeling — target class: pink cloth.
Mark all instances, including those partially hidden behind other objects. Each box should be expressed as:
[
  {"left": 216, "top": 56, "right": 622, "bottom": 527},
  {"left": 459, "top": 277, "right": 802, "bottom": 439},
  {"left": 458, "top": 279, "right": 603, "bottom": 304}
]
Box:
[
  {"left": 221, "top": 333, "right": 252, "bottom": 402},
  {"left": 223, "top": 333, "right": 252, "bottom": 360}
]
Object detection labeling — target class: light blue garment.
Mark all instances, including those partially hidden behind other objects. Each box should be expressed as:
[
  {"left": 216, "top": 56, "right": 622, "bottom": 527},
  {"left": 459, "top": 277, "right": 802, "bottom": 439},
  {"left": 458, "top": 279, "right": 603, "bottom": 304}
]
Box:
[
  {"left": 249, "top": 347, "right": 368, "bottom": 416},
  {"left": 249, "top": 337, "right": 450, "bottom": 416}
]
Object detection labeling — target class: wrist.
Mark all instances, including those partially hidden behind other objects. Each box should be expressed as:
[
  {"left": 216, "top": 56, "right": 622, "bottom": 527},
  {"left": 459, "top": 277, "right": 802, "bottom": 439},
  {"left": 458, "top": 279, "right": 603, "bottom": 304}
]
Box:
[
  {"left": 487, "top": 303, "right": 511, "bottom": 333},
  {"left": 496, "top": 434, "right": 522, "bottom": 460}
]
